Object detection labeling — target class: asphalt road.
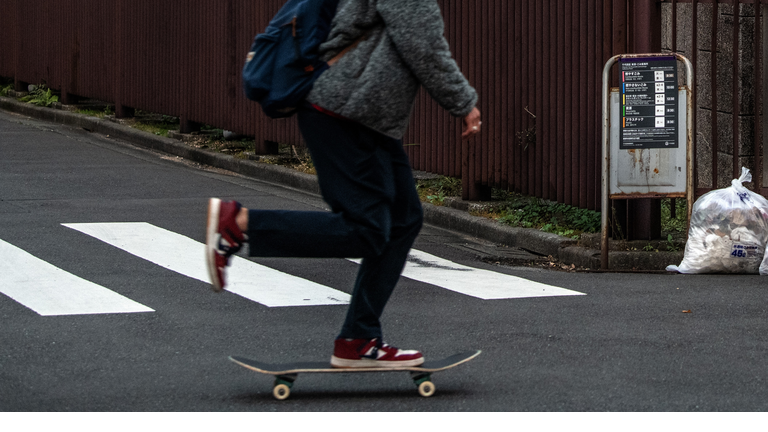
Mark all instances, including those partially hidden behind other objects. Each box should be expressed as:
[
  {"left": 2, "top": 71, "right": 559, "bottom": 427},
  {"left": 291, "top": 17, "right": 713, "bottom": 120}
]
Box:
[{"left": 2, "top": 109, "right": 768, "bottom": 412}]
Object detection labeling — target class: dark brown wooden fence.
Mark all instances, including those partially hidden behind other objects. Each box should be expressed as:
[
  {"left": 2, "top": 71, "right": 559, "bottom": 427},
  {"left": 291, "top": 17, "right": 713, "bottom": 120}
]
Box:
[
  {"left": 1, "top": 0, "right": 304, "bottom": 153},
  {"left": 1, "top": 0, "right": 765, "bottom": 218},
  {"left": 409, "top": 0, "right": 614, "bottom": 208}
]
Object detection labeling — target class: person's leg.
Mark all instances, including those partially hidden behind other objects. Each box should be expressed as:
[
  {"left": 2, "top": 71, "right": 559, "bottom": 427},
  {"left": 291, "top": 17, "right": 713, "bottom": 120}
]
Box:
[
  {"left": 245, "top": 108, "right": 396, "bottom": 259},
  {"left": 206, "top": 108, "right": 424, "bottom": 367},
  {"left": 337, "top": 139, "right": 423, "bottom": 340},
  {"left": 329, "top": 132, "right": 424, "bottom": 368},
  {"left": 205, "top": 109, "right": 392, "bottom": 290},
  {"left": 263, "top": 110, "right": 423, "bottom": 340}
]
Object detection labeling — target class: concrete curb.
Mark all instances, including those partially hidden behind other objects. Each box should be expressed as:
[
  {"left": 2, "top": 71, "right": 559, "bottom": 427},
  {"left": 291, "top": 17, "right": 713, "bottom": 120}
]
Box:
[{"left": 0, "top": 96, "right": 682, "bottom": 271}]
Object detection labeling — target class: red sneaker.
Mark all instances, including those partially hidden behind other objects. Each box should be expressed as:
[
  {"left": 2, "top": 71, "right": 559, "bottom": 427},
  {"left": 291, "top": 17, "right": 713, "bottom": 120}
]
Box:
[
  {"left": 205, "top": 198, "right": 246, "bottom": 292},
  {"left": 330, "top": 338, "right": 424, "bottom": 368}
]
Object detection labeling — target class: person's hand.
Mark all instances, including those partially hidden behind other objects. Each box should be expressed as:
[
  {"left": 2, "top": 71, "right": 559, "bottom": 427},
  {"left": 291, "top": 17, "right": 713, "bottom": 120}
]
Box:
[{"left": 462, "top": 107, "right": 482, "bottom": 139}]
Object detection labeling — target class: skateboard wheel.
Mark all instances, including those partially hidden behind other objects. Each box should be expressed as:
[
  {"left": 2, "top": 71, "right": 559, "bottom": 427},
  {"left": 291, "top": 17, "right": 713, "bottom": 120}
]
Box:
[
  {"left": 273, "top": 383, "right": 291, "bottom": 400},
  {"left": 417, "top": 380, "right": 436, "bottom": 397}
]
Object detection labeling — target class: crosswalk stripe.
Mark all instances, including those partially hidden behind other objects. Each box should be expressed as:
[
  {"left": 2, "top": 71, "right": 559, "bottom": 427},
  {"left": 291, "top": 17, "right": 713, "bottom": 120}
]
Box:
[
  {"left": 403, "top": 249, "right": 585, "bottom": 299},
  {"left": 62, "top": 222, "right": 582, "bottom": 307},
  {"left": 63, "top": 222, "right": 350, "bottom": 308},
  {"left": 352, "top": 250, "right": 585, "bottom": 300},
  {"left": 404, "top": 250, "right": 584, "bottom": 299},
  {"left": 0, "top": 239, "right": 154, "bottom": 316}
]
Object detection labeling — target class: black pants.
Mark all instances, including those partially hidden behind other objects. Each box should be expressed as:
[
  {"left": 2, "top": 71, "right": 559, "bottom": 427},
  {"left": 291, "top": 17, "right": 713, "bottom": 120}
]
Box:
[{"left": 247, "top": 107, "right": 423, "bottom": 339}]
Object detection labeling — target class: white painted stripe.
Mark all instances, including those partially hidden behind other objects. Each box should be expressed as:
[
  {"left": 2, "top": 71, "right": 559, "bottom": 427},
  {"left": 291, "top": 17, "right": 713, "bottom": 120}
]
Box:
[
  {"left": 352, "top": 249, "right": 585, "bottom": 300},
  {"left": 63, "top": 223, "right": 350, "bottom": 308},
  {"left": 0, "top": 239, "right": 154, "bottom": 316},
  {"left": 402, "top": 250, "right": 584, "bottom": 299}
]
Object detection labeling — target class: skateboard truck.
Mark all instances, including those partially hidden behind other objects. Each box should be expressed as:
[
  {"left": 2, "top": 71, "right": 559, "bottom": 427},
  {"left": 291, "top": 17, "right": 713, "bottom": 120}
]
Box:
[
  {"left": 272, "top": 375, "right": 297, "bottom": 401},
  {"left": 271, "top": 371, "right": 436, "bottom": 400},
  {"left": 410, "top": 372, "right": 436, "bottom": 397}
]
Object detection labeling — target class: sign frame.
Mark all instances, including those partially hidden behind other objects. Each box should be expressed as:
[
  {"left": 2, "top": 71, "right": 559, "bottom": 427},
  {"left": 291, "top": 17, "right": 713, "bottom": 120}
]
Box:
[{"left": 600, "top": 53, "right": 694, "bottom": 270}]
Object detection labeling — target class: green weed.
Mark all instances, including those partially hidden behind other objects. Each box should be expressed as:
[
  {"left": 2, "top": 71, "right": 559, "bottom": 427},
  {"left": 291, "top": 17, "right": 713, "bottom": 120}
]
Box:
[
  {"left": 665, "top": 234, "right": 680, "bottom": 251},
  {"left": 131, "top": 111, "right": 179, "bottom": 137},
  {"left": 413, "top": 177, "right": 601, "bottom": 239},
  {"left": 18, "top": 85, "right": 58, "bottom": 107},
  {"left": 0, "top": 77, "right": 12, "bottom": 96},
  {"left": 661, "top": 198, "right": 687, "bottom": 233},
  {"left": 76, "top": 108, "right": 107, "bottom": 118},
  {"left": 496, "top": 197, "right": 601, "bottom": 239},
  {"left": 416, "top": 176, "right": 461, "bottom": 206}
]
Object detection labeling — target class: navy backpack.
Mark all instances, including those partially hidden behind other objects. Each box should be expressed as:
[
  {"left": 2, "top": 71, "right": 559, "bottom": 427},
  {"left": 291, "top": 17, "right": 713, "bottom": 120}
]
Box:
[{"left": 243, "top": 0, "right": 340, "bottom": 118}]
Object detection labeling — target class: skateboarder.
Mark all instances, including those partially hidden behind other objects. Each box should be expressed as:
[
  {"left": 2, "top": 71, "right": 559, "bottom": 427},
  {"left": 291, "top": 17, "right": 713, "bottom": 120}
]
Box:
[{"left": 206, "top": 0, "right": 481, "bottom": 368}]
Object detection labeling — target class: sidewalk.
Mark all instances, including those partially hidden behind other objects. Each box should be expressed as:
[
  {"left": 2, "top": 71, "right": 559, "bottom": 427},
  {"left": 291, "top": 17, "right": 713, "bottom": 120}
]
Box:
[{"left": 0, "top": 96, "right": 683, "bottom": 272}]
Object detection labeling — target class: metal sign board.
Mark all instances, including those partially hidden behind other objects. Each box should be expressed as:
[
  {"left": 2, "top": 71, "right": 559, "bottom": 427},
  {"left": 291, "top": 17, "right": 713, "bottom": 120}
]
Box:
[
  {"left": 610, "top": 88, "right": 688, "bottom": 197},
  {"left": 601, "top": 52, "right": 694, "bottom": 270},
  {"left": 619, "top": 56, "right": 678, "bottom": 149}
]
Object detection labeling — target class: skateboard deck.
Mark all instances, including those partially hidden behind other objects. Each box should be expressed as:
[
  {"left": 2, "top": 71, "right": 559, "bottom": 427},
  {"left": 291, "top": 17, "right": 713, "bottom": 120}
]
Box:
[{"left": 229, "top": 350, "right": 481, "bottom": 400}]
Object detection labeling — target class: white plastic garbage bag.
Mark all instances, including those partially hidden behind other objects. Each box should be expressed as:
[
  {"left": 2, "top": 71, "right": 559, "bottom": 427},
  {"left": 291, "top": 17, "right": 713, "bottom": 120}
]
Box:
[{"left": 667, "top": 167, "right": 768, "bottom": 274}]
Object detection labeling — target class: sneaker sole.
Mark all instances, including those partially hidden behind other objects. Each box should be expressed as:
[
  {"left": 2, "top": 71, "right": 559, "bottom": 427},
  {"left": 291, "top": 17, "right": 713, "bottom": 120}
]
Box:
[
  {"left": 205, "top": 198, "right": 224, "bottom": 292},
  {"left": 330, "top": 356, "right": 425, "bottom": 368}
]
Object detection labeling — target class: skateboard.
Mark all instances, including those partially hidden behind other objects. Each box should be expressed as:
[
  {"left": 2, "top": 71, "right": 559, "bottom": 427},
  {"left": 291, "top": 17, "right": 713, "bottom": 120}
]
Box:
[{"left": 229, "top": 350, "right": 481, "bottom": 400}]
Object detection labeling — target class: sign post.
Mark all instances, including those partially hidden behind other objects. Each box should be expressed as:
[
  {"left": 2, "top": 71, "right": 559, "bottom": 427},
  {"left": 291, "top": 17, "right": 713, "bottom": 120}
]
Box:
[{"left": 601, "top": 54, "right": 694, "bottom": 270}]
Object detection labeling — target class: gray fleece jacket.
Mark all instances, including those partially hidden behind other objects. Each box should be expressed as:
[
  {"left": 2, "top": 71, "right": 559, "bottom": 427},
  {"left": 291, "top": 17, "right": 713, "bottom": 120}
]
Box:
[{"left": 306, "top": 0, "right": 477, "bottom": 140}]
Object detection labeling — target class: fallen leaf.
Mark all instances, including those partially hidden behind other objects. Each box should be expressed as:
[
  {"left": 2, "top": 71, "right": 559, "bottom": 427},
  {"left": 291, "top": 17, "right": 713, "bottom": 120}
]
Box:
[{"left": 682, "top": 310, "right": 692, "bottom": 313}]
